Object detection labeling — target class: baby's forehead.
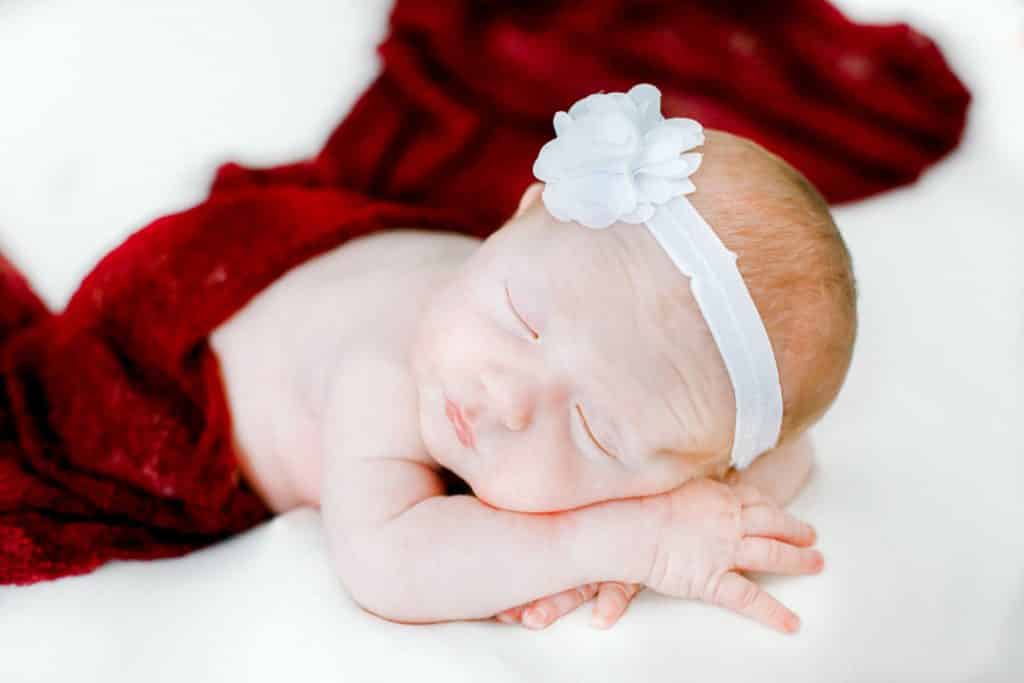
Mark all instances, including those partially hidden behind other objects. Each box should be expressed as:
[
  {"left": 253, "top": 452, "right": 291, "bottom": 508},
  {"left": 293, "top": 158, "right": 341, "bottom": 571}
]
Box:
[{"left": 533, "top": 218, "right": 696, "bottom": 331}]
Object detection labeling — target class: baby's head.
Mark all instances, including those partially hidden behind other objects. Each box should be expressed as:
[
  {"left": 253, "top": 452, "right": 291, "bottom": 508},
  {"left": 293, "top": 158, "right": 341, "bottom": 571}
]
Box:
[{"left": 412, "top": 130, "right": 856, "bottom": 512}]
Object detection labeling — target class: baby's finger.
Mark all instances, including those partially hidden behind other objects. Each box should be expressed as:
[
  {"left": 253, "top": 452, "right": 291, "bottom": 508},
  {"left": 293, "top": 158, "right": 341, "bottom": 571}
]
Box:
[
  {"left": 591, "top": 582, "right": 642, "bottom": 629},
  {"left": 736, "top": 537, "right": 825, "bottom": 575},
  {"left": 522, "top": 583, "right": 600, "bottom": 630},
  {"left": 708, "top": 571, "right": 801, "bottom": 634},
  {"left": 742, "top": 505, "right": 816, "bottom": 546},
  {"left": 495, "top": 606, "right": 525, "bottom": 624}
]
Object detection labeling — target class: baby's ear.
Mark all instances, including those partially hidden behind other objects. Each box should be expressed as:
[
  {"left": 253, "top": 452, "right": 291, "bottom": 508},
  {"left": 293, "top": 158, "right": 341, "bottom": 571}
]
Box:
[{"left": 514, "top": 182, "right": 544, "bottom": 218}]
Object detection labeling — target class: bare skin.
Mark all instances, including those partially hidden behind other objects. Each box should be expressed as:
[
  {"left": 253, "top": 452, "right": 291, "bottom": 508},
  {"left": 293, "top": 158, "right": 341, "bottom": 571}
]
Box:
[
  {"left": 210, "top": 176, "right": 821, "bottom": 633},
  {"left": 496, "top": 436, "right": 815, "bottom": 629}
]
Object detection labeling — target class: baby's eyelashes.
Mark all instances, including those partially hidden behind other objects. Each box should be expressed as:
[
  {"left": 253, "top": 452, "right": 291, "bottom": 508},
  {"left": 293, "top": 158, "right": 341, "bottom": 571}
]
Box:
[
  {"left": 575, "top": 403, "right": 618, "bottom": 462},
  {"left": 503, "top": 281, "right": 539, "bottom": 340}
]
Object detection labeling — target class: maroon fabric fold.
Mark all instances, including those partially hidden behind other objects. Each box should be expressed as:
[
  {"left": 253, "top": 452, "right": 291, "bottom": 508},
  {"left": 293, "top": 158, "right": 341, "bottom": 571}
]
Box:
[{"left": 1, "top": 0, "right": 969, "bottom": 584}]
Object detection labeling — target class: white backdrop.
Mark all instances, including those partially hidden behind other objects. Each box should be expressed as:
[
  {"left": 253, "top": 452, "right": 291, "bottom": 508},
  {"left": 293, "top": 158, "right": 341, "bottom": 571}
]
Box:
[{"left": 1, "top": 1, "right": 1021, "bottom": 681}]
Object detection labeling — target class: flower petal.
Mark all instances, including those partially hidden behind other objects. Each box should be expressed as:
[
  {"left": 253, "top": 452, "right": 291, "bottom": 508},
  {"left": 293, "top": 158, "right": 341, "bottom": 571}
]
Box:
[
  {"left": 620, "top": 202, "right": 655, "bottom": 223},
  {"left": 664, "top": 118, "right": 705, "bottom": 149},
  {"left": 628, "top": 83, "right": 663, "bottom": 132},
  {"left": 636, "top": 174, "right": 696, "bottom": 205},
  {"left": 544, "top": 173, "right": 636, "bottom": 228},
  {"left": 682, "top": 152, "right": 703, "bottom": 175},
  {"left": 577, "top": 173, "right": 638, "bottom": 228},
  {"left": 643, "top": 123, "right": 684, "bottom": 153},
  {"left": 533, "top": 139, "right": 569, "bottom": 181},
  {"left": 638, "top": 127, "right": 688, "bottom": 167},
  {"left": 568, "top": 93, "right": 603, "bottom": 119},
  {"left": 595, "top": 110, "right": 640, "bottom": 147},
  {"left": 637, "top": 152, "right": 702, "bottom": 178},
  {"left": 541, "top": 181, "right": 574, "bottom": 222},
  {"left": 553, "top": 111, "right": 573, "bottom": 138}
]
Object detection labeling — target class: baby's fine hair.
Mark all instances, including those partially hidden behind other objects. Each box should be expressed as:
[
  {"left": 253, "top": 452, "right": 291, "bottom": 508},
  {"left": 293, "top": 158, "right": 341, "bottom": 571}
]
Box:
[{"left": 691, "top": 130, "right": 858, "bottom": 442}]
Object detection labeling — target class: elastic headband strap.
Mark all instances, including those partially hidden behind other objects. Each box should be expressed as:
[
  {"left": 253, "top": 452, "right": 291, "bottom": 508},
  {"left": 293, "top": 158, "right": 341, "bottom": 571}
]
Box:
[
  {"left": 644, "top": 198, "right": 783, "bottom": 469},
  {"left": 531, "top": 83, "right": 783, "bottom": 468}
]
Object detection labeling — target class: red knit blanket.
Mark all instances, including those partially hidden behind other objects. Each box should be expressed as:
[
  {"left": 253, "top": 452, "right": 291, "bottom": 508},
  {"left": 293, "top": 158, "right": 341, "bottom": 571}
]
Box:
[{"left": 0, "top": 0, "right": 969, "bottom": 585}]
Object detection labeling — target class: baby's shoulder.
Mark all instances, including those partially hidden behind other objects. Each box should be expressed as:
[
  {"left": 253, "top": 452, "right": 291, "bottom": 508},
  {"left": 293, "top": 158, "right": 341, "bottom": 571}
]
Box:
[{"left": 321, "top": 345, "right": 434, "bottom": 468}]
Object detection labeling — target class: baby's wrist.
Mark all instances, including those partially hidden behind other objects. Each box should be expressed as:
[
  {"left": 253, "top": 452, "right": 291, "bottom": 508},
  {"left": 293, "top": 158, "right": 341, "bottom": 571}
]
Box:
[{"left": 560, "top": 494, "right": 662, "bottom": 586}]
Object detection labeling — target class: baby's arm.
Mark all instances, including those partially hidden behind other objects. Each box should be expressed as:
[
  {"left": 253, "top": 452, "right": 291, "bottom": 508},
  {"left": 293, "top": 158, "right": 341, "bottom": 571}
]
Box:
[
  {"left": 325, "top": 463, "right": 658, "bottom": 623},
  {"left": 726, "top": 434, "right": 816, "bottom": 507},
  {"left": 504, "top": 436, "right": 817, "bottom": 629},
  {"left": 320, "top": 350, "right": 819, "bottom": 628},
  {"left": 319, "top": 350, "right": 658, "bottom": 623}
]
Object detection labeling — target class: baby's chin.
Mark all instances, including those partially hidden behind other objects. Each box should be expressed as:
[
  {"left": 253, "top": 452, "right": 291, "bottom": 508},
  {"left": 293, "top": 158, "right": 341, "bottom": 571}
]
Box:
[
  {"left": 470, "top": 485, "right": 598, "bottom": 514},
  {"left": 469, "top": 467, "right": 664, "bottom": 513}
]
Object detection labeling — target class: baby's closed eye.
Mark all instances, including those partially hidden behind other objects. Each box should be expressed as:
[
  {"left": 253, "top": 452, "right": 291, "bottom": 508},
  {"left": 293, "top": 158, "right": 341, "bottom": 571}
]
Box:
[
  {"left": 575, "top": 403, "right": 618, "bottom": 462},
  {"left": 504, "top": 281, "right": 538, "bottom": 339}
]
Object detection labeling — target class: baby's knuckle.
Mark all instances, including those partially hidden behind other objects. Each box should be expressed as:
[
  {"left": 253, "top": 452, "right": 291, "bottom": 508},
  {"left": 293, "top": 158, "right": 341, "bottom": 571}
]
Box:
[
  {"left": 608, "top": 582, "right": 631, "bottom": 600},
  {"left": 737, "top": 583, "right": 760, "bottom": 610},
  {"left": 705, "top": 575, "right": 727, "bottom": 606}
]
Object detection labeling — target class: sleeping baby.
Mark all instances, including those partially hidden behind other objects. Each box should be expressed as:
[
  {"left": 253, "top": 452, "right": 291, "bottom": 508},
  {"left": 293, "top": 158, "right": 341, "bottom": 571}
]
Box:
[{"left": 209, "top": 85, "right": 856, "bottom": 634}]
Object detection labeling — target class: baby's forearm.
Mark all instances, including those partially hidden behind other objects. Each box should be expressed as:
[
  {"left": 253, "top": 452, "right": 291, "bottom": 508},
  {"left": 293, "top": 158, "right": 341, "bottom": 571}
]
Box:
[{"left": 333, "top": 493, "right": 658, "bottom": 623}]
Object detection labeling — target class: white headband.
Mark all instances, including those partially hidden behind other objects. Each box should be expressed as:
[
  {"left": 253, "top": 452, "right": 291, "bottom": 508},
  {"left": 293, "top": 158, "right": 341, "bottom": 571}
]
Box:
[{"left": 532, "top": 83, "right": 782, "bottom": 469}]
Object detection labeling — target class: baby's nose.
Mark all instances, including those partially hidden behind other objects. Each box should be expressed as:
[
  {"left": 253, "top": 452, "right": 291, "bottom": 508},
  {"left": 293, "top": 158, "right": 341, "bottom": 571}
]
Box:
[{"left": 480, "top": 368, "right": 535, "bottom": 431}]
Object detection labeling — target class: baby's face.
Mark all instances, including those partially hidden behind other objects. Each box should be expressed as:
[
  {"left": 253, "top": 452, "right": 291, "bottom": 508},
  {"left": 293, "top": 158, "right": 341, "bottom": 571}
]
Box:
[{"left": 411, "top": 199, "right": 736, "bottom": 512}]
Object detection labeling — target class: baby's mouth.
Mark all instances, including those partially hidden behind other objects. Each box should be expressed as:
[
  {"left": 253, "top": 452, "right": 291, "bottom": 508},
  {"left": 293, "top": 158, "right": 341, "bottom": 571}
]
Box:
[{"left": 445, "top": 398, "right": 476, "bottom": 449}]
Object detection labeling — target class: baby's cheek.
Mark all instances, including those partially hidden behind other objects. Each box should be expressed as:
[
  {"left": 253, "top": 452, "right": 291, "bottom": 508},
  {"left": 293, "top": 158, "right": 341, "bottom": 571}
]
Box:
[
  {"left": 470, "top": 469, "right": 562, "bottom": 512},
  {"left": 626, "top": 459, "right": 698, "bottom": 500},
  {"left": 429, "top": 320, "right": 484, "bottom": 377}
]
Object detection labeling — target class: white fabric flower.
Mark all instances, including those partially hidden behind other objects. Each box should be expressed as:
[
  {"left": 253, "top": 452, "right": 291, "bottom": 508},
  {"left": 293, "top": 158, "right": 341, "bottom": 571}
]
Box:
[{"left": 532, "top": 83, "right": 705, "bottom": 229}]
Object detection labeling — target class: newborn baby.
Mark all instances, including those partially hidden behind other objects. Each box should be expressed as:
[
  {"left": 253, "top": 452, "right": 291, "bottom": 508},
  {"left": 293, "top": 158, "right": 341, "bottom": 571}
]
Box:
[{"left": 210, "top": 126, "right": 856, "bottom": 633}]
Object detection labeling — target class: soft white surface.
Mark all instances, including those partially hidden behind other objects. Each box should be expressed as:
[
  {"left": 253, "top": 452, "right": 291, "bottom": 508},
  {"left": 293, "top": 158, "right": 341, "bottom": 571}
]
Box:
[{"left": 1, "top": 1, "right": 1021, "bottom": 681}]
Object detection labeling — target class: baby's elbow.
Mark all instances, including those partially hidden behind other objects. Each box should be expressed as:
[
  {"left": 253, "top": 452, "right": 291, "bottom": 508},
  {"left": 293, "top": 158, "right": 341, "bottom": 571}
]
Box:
[
  {"left": 328, "top": 533, "right": 424, "bottom": 624},
  {"left": 344, "top": 582, "right": 411, "bottom": 624}
]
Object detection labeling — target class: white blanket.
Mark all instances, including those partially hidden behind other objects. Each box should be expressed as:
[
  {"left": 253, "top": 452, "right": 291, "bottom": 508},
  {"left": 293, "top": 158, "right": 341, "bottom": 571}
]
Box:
[{"left": 1, "top": 1, "right": 1021, "bottom": 681}]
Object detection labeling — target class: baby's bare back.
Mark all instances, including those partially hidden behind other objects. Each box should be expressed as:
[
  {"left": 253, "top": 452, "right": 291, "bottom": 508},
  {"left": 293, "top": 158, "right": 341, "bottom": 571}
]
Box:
[{"left": 209, "top": 228, "right": 479, "bottom": 511}]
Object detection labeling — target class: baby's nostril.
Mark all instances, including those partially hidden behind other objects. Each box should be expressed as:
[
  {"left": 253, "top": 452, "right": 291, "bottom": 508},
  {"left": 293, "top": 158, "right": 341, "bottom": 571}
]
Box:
[
  {"left": 480, "top": 368, "right": 537, "bottom": 430},
  {"left": 504, "top": 409, "right": 529, "bottom": 431},
  {"left": 506, "top": 393, "right": 535, "bottom": 431}
]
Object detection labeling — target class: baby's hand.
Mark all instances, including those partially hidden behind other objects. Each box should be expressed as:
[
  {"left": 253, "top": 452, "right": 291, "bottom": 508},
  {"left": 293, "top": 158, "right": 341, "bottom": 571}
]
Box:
[
  {"left": 494, "top": 581, "right": 643, "bottom": 630},
  {"left": 646, "top": 478, "right": 822, "bottom": 633}
]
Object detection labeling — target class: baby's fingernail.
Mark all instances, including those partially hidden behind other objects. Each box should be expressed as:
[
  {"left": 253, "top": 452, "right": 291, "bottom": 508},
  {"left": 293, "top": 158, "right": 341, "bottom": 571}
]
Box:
[
  {"left": 523, "top": 607, "right": 548, "bottom": 629},
  {"left": 812, "top": 551, "right": 825, "bottom": 571},
  {"left": 785, "top": 615, "right": 802, "bottom": 634}
]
